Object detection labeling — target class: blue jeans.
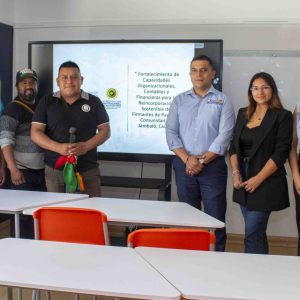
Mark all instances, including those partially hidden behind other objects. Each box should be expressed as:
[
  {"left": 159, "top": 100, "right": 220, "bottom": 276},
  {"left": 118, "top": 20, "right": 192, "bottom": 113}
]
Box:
[
  {"left": 240, "top": 160, "right": 271, "bottom": 254},
  {"left": 10, "top": 168, "right": 46, "bottom": 239},
  {"left": 173, "top": 156, "right": 227, "bottom": 251},
  {"left": 240, "top": 205, "right": 270, "bottom": 254}
]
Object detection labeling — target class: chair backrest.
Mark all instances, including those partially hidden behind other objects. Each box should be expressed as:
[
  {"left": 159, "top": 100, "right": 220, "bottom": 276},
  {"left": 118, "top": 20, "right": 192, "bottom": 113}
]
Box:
[
  {"left": 33, "top": 207, "right": 110, "bottom": 245},
  {"left": 127, "top": 228, "right": 215, "bottom": 251}
]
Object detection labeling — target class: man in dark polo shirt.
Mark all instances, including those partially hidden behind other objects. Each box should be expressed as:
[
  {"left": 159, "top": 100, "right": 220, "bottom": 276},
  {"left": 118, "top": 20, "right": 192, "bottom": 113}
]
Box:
[{"left": 31, "top": 61, "right": 110, "bottom": 197}]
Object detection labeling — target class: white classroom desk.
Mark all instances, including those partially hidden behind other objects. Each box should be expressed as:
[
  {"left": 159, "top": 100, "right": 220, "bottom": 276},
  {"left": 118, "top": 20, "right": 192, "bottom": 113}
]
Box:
[
  {"left": 0, "top": 238, "right": 180, "bottom": 300},
  {"left": 23, "top": 197, "right": 224, "bottom": 230},
  {"left": 0, "top": 189, "right": 88, "bottom": 237},
  {"left": 136, "top": 247, "right": 300, "bottom": 300}
]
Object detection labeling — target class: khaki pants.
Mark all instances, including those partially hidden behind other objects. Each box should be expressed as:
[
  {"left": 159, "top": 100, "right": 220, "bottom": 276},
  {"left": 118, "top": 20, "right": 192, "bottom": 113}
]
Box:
[{"left": 45, "top": 165, "right": 101, "bottom": 197}]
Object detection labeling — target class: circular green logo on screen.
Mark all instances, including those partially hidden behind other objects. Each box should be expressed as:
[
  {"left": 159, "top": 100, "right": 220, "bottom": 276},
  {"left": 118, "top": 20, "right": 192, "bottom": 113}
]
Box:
[{"left": 106, "top": 88, "right": 118, "bottom": 99}]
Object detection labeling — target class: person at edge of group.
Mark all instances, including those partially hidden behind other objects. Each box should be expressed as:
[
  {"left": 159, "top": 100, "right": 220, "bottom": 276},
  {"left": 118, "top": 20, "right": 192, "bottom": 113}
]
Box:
[
  {"left": 0, "top": 68, "right": 46, "bottom": 238},
  {"left": 0, "top": 149, "right": 5, "bottom": 186},
  {"left": 0, "top": 143, "right": 7, "bottom": 228},
  {"left": 0, "top": 118, "right": 7, "bottom": 227},
  {"left": 288, "top": 100, "right": 300, "bottom": 256},
  {"left": 229, "top": 72, "right": 293, "bottom": 254},
  {"left": 31, "top": 61, "right": 110, "bottom": 197},
  {"left": 165, "top": 55, "right": 235, "bottom": 251}
]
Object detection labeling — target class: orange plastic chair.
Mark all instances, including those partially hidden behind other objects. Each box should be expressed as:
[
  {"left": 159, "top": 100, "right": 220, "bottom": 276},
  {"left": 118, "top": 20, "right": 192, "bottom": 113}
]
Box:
[
  {"left": 33, "top": 207, "right": 110, "bottom": 300},
  {"left": 127, "top": 228, "right": 216, "bottom": 251},
  {"left": 33, "top": 207, "right": 110, "bottom": 245}
]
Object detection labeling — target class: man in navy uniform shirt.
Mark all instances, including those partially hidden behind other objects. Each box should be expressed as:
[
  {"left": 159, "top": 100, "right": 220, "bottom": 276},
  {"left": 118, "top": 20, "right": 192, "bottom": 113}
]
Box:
[{"left": 31, "top": 61, "right": 110, "bottom": 197}]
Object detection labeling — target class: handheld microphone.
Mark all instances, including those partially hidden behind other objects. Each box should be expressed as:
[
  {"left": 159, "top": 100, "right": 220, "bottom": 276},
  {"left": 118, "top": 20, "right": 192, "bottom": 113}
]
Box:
[{"left": 69, "top": 127, "right": 76, "bottom": 144}]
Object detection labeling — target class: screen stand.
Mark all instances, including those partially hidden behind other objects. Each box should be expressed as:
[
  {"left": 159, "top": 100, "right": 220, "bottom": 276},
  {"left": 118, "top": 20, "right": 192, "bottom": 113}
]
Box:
[{"left": 99, "top": 158, "right": 172, "bottom": 201}]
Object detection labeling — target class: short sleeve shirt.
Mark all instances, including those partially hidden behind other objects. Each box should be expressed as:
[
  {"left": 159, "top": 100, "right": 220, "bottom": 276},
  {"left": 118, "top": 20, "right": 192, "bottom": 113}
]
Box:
[{"left": 32, "top": 90, "right": 109, "bottom": 172}]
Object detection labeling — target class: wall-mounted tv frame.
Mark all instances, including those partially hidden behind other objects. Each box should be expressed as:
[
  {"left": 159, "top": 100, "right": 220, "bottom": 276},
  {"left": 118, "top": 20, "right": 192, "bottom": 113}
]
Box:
[{"left": 29, "top": 39, "right": 223, "bottom": 163}]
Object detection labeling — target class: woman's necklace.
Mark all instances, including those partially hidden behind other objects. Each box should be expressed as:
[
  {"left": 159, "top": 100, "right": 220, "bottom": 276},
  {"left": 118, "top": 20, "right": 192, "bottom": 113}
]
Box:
[{"left": 254, "top": 110, "right": 262, "bottom": 121}]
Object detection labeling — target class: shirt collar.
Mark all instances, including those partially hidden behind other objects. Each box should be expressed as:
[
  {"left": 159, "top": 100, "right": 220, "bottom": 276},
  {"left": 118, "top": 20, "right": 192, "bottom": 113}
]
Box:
[
  {"left": 53, "top": 89, "right": 89, "bottom": 101},
  {"left": 187, "top": 85, "right": 218, "bottom": 98}
]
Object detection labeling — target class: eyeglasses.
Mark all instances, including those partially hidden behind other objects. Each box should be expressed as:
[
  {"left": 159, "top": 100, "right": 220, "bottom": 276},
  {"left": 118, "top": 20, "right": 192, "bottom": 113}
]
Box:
[{"left": 250, "top": 86, "right": 271, "bottom": 92}]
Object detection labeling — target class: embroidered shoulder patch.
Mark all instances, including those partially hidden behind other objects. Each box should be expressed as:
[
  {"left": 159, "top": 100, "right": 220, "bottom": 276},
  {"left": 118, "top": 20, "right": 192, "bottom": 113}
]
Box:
[
  {"left": 207, "top": 96, "right": 224, "bottom": 105},
  {"left": 82, "top": 104, "right": 90, "bottom": 112}
]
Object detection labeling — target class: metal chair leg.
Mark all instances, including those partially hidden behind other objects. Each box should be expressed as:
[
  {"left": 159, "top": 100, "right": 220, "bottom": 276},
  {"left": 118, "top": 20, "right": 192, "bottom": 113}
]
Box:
[{"left": 32, "top": 290, "right": 37, "bottom": 300}]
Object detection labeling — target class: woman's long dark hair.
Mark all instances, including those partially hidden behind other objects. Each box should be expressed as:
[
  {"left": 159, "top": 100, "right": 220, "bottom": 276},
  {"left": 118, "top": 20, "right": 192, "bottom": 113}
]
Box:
[{"left": 245, "top": 72, "right": 283, "bottom": 120}]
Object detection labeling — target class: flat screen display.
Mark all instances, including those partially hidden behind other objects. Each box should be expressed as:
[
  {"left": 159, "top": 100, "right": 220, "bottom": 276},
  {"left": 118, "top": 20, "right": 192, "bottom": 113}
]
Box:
[{"left": 29, "top": 40, "right": 223, "bottom": 161}]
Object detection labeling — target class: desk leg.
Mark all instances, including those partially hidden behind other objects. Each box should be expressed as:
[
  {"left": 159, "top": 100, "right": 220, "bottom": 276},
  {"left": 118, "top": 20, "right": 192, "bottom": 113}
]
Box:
[
  {"left": 14, "top": 213, "right": 20, "bottom": 238},
  {"left": 14, "top": 214, "right": 23, "bottom": 300},
  {"left": 7, "top": 287, "right": 12, "bottom": 300}
]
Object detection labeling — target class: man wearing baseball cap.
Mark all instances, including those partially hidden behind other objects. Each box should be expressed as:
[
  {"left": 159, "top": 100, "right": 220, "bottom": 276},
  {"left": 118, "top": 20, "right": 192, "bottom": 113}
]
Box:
[
  {"left": 16, "top": 68, "right": 38, "bottom": 84},
  {"left": 0, "top": 68, "right": 46, "bottom": 238}
]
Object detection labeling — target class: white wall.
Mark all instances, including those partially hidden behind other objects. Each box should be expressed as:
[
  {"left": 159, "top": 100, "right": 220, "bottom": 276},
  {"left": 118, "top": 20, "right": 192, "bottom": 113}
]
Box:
[
  {"left": 12, "top": 0, "right": 300, "bottom": 26},
  {"left": 0, "top": 0, "right": 14, "bottom": 25},
  {"left": 10, "top": 0, "right": 300, "bottom": 237}
]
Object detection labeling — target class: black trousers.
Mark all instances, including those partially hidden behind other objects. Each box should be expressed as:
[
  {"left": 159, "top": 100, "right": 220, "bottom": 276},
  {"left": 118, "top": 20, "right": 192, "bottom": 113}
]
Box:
[
  {"left": 293, "top": 158, "right": 300, "bottom": 255},
  {"left": 293, "top": 184, "right": 300, "bottom": 256}
]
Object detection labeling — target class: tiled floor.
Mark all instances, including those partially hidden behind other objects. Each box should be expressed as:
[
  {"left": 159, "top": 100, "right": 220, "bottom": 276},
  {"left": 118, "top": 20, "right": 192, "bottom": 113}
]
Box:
[{"left": 225, "top": 233, "right": 298, "bottom": 256}]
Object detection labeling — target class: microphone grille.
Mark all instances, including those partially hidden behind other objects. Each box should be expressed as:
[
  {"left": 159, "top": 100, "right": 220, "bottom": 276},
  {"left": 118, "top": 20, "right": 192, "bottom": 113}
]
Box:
[{"left": 69, "top": 127, "right": 76, "bottom": 134}]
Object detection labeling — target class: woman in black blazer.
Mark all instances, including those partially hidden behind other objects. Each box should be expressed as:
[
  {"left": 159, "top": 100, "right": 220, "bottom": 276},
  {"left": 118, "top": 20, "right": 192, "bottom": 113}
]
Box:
[{"left": 229, "top": 72, "right": 293, "bottom": 254}]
